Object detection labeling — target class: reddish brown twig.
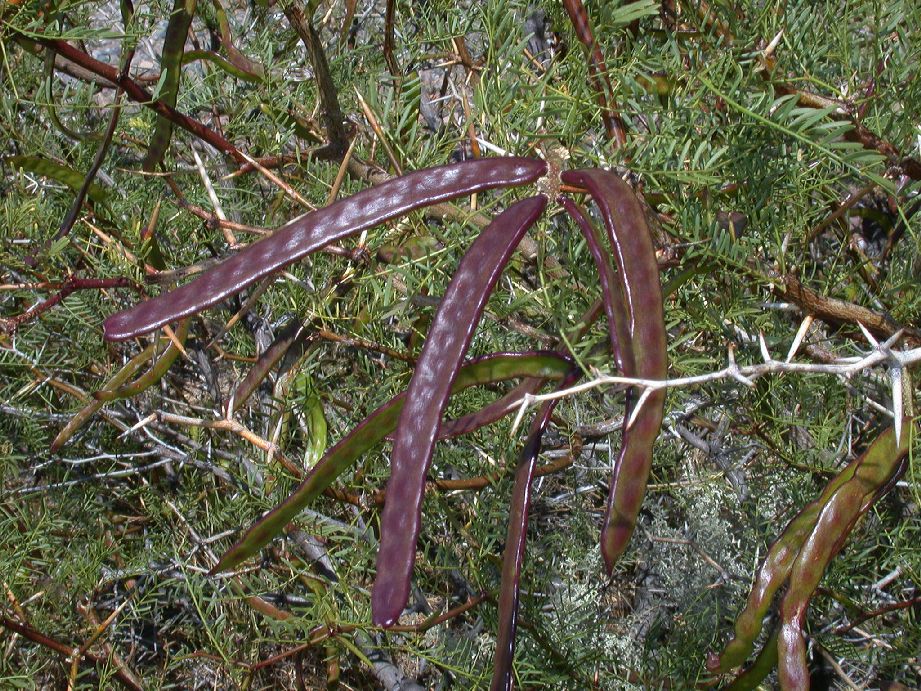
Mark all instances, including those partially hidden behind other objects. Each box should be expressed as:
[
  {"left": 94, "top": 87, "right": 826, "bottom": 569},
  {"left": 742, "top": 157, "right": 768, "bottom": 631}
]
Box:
[
  {"left": 772, "top": 83, "right": 921, "bottom": 179},
  {"left": 389, "top": 593, "right": 488, "bottom": 633},
  {"left": 806, "top": 183, "right": 877, "bottom": 243},
  {"left": 30, "top": 36, "right": 245, "bottom": 162},
  {"left": 1, "top": 615, "right": 142, "bottom": 690},
  {"left": 779, "top": 274, "right": 921, "bottom": 346},
  {"left": 562, "top": 0, "right": 627, "bottom": 147},
  {"left": 834, "top": 592, "right": 921, "bottom": 635},
  {"left": 251, "top": 623, "right": 357, "bottom": 671},
  {"left": 383, "top": 0, "right": 400, "bottom": 77},
  {"left": 1, "top": 277, "right": 138, "bottom": 334}
]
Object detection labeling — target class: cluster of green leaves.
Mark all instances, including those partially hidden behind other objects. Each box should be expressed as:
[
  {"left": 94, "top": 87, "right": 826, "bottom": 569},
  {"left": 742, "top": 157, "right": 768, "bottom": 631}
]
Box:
[{"left": 1, "top": 0, "right": 920, "bottom": 687}]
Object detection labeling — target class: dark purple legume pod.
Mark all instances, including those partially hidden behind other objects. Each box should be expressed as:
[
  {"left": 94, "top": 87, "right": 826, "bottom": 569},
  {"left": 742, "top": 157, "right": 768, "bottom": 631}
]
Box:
[
  {"left": 561, "top": 169, "right": 667, "bottom": 573},
  {"left": 559, "top": 196, "right": 635, "bottom": 377},
  {"left": 383, "top": 378, "right": 550, "bottom": 443},
  {"left": 437, "top": 378, "right": 546, "bottom": 440},
  {"left": 371, "top": 195, "right": 548, "bottom": 627},
  {"left": 104, "top": 157, "right": 546, "bottom": 341},
  {"left": 491, "top": 370, "right": 579, "bottom": 691},
  {"left": 212, "top": 349, "right": 571, "bottom": 575}
]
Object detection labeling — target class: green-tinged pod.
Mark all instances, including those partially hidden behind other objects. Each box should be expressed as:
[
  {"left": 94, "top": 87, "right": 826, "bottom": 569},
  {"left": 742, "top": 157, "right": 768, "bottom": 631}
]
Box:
[
  {"left": 491, "top": 371, "right": 578, "bottom": 691},
  {"left": 143, "top": 0, "right": 197, "bottom": 170},
  {"left": 205, "top": 0, "right": 265, "bottom": 81},
  {"left": 93, "top": 319, "right": 190, "bottom": 401},
  {"left": 707, "top": 449, "right": 868, "bottom": 672},
  {"left": 5, "top": 155, "right": 110, "bottom": 204},
  {"left": 725, "top": 627, "right": 779, "bottom": 691},
  {"left": 372, "top": 195, "right": 547, "bottom": 627},
  {"left": 777, "top": 424, "right": 912, "bottom": 689},
  {"left": 212, "top": 351, "right": 572, "bottom": 573},
  {"left": 51, "top": 343, "right": 157, "bottom": 452},
  {"left": 560, "top": 169, "right": 667, "bottom": 573},
  {"left": 300, "top": 393, "right": 327, "bottom": 470}
]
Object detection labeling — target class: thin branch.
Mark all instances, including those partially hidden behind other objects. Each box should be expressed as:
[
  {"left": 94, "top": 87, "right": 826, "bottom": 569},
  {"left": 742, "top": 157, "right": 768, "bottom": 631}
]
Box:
[
  {"left": 29, "top": 36, "right": 245, "bottom": 162},
  {"left": 0, "top": 616, "right": 142, "bottom": 690},
  {"left": 833, "top": 592, "right": 921, "bottom": 635},
  {"left": 513, "top": 332, "right": 920, "bottom": 433},
  {"left": 780, "top": 274, "right": 921, "bottom": 346},
  {"left": 0, "top": 277, "right": 139, "bottom": 334},
  {"left": 281, "top": 0, "right": 351, "bottom": 157}
]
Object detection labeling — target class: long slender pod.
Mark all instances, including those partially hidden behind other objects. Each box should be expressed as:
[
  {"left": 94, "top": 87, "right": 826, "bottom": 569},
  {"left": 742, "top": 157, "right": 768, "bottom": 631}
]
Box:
[
  {"left": 372, "top": 195, "right": 548, "bottom": 627},
  {"left": 212, "top": 350, "right": 570, "bottom": 573},
  {"left": 559, "top": 196, "right": 635, "bottom": 376},
  {"left": 142, "top": 0, "right": 196, "bottom": 170},
  {"left": 439, "top": 378, "right": 546, "bottom": 439},
  {"left": 387, "top": 378, "right": 550, "bottom": 443},
  {"left": 777, "top": 424, "right": 912, "bottom": 689},
  {"left": 51, "top": 342, "right": 158, "bottom": 452},
  {"left": 560, "top": 169, "right": 667, "bottom": 572},
  {"left": 93, "top": 319, "right": 190, "bottom": 401},
  {"left": 104, "top": 157, "right": 546, "bottom": 340},
  {"left": 561, "top": 0, "right": 627, "bottom": 146},
  {"left": 707, "top": 448, "right": 871, "bottom": 672},
  {"left": 491, "top": 371, "right": 579, "bottom": 691}
]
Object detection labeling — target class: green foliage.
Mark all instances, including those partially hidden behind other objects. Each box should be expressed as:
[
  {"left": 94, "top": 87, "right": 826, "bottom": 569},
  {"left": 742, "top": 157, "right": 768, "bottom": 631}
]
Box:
[{"left": 1, "top": 0, "right": 920, "bottom": 688}]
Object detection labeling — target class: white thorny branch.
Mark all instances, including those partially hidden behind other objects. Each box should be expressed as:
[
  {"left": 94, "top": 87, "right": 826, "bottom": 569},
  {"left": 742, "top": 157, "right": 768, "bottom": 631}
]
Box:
[{"left": 511, "top": 318, "right": 921, "bottom": 447}]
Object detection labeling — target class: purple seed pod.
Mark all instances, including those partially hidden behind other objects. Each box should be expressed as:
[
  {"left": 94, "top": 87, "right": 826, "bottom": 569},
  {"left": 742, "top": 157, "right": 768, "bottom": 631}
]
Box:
[
  {"left": 371, "top": 195, "right": 548, "bottom": 627},
  {"left": 491, "top": 370, "right": 579, "bottom": 691},
  {"left": 561, "top": 169, "right": 667, "bottom": 573},
  {"left": 438, "top": 378, "right": 545, "bottom": 439},
  {"left": 212, "top": 349, "right": 572, "bottom": 574},
  {"left": 104, "top": 157, "right": 546, "bottom": 341},
  {"left": 559, "top": 196, "right": 635, "bottom": 377}
]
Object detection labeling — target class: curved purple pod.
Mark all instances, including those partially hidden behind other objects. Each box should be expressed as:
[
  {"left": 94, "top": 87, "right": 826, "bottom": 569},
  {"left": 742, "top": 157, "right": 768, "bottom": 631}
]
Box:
[
  {"left": 371, "top": 194, "right": 548, "bottom": 627},
  {"left": 438, "top": 378, "right": 545, "bottom": 439},
  {"left": 558, "top": 196, "right": 635, "bottom": 377},
  {"left": 104, "top": 157, "right": 547, "bottom": 341},
  {"left": 561, "top": 169, "right": 667, "bottom": 573},
  {"left": 491, "top": 370, "right": 579, "bottom": 691}
]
